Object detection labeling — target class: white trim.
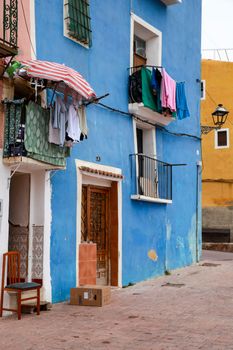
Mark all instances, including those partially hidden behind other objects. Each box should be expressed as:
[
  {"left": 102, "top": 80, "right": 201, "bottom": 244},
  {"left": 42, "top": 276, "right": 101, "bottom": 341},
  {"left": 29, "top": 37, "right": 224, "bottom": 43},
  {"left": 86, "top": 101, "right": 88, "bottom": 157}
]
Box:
[
  {"left": 130, "top": 13, "right": 162, "bottom": 68},
  {"left": 43, "top": 171, "right": 52, "bottom": 302},
  {"left": 129, "top": 103, "right": 173, "bottom": 126},
  {"left": 63, "top": 0, "right": 90, "bottom": 49},
  {"left": 75, "top": 159, "right": 122, "bottom": 287},
  {"left": 131, "top": 194, "right": 172, "bottom": 204},
  {"left": 201, "top": 80, "right": 206, "bottom": 101},
  {"left": 215, "top": 128, "right": 230, "bottom": 149},
  {"left": 29, "top": 0, "right": 37, "bottom": 59}
]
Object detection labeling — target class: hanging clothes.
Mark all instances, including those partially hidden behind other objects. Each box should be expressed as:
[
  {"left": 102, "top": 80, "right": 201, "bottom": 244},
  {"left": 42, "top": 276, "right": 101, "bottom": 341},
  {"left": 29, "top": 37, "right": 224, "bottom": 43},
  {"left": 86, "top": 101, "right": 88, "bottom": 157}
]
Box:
[
  {"left": 78, "top": 105, "right": 88, "bottom": 139},
  {"left": 52, "top": 95, "right": 67, "bottom": 146},
  {"left": 66, "top": 104, "right": 81, "bottom": 142},
  {"left": 129, "top": 69, "right": 142, "bottom": 103},
  {"left": 25, "top": 101, "right": 69, "bottom": 166},
  {"left": 160, "top": 68, "right": 176, "bottom": 112},
  {"left": 48, "top": 106, "right": 60, "bottom": 145},
  {"left": 151, "top": 68, "right": 162, "bottom": 113},
  {"left": 176, "top": 82, "right": 190, "bottom": 120},
  {"left": 141, "top": 67, "right": 157, "bottom": 111}
]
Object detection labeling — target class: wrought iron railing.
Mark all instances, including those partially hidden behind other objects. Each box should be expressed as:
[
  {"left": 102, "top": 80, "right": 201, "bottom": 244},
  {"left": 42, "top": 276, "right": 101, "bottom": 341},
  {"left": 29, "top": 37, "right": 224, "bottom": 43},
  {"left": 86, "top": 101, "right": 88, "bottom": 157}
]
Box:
[
  {"left": 130, "top": 153, "right": 172, "bottom": 200},
  {"left": 0, "top": 0, "right": 18, "bottom": 57}
]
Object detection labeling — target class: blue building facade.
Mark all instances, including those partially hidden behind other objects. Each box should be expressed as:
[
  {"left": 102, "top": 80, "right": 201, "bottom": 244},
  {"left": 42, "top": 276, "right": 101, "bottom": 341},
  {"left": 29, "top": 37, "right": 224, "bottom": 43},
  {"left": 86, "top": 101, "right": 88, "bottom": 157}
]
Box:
[{"left": 34, "top": 0, "right": 202, "bottom": 303}]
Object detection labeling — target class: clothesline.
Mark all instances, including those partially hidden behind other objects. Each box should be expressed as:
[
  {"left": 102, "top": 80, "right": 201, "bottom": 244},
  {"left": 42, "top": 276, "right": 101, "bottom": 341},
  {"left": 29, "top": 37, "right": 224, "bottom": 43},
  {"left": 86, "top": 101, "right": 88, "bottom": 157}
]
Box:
[
  {"left": 128, "top": 65, "right": 185, "bottom": 83},
  {"left": 128, "top": 64, "right": 163, "bottom": 70}
]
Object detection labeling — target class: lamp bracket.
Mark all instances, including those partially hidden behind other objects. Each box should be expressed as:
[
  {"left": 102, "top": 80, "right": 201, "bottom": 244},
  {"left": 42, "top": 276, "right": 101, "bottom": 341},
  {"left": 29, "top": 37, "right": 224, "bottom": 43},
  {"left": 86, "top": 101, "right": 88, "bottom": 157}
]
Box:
[{"left": 201, "top": 125, "right": 220, "bottom": 135}]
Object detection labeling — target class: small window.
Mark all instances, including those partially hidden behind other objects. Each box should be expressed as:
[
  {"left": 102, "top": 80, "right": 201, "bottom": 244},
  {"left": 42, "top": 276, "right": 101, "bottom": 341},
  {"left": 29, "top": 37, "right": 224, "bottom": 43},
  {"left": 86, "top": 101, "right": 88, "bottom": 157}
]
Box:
[
  {"left": 64, "top": 0, "right": 92, "bottom": 47},
  {"left": 215, "top": 128, "right": 229, "bottom": 149},
  {"left": 201, "top": 80, "right": 205, "bottom": 100}
]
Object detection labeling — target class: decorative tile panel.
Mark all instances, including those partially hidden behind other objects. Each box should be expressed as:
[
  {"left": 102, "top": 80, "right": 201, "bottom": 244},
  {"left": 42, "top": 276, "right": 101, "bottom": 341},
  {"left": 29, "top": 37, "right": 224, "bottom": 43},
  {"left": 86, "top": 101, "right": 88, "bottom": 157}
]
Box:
[{"left": 31, "top": 225, "right": 44, "bottom": 280}]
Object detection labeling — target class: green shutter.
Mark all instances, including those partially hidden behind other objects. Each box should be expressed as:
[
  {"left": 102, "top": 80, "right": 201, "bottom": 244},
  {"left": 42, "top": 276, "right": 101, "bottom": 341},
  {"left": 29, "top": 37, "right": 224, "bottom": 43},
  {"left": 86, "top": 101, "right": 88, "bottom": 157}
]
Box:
[{"left": 67, "top": 0, "right": 92, "bottom": 47}]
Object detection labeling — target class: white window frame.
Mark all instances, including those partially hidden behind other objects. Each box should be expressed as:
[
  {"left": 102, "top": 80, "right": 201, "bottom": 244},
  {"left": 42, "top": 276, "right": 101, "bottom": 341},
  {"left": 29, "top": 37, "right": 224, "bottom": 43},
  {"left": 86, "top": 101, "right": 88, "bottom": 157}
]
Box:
[
  {"left": 131, "top": 119, "right": 172, "bottom": 204},
  {"left": 63, "top": 0, "right": 90, "bottom": 49},
  {"left": 130, "top": 13, "right": 162, "bottom": 68},
  {"left": 215, "top": 128, "right": 229, "bottom": 149},
  {"left": 201, "top": 80, "right": 206, "bottom": 100}
]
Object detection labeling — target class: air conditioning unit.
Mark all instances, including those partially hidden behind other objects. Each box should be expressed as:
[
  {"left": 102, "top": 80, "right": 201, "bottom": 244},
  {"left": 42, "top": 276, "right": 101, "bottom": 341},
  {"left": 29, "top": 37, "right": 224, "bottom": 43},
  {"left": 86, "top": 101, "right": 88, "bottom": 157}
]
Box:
[{"left": 160, "top": 0, "right": 182, "bottom": 5}]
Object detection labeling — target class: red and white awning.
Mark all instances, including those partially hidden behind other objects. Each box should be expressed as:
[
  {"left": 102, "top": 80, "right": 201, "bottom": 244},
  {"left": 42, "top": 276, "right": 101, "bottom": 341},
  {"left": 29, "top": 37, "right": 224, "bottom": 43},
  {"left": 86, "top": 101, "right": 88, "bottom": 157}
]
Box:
[{"left": 21, "top": 59, "right": 96, "bottom": 100}]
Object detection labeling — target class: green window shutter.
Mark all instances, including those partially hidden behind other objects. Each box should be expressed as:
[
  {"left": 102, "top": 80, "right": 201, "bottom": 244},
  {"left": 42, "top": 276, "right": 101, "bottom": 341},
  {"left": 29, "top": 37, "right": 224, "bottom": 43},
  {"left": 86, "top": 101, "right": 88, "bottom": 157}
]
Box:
[{"left": 67, "top": 0, "right": 92, "bottom": 47}]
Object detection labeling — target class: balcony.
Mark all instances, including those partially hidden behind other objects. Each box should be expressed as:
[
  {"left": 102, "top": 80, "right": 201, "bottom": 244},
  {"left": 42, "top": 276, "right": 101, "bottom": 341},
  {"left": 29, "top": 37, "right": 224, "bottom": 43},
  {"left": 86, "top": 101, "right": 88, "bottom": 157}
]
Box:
[
  {"left": 160, "top": 0, "right": 182, "bottom": 5},
  {"left": 2, "top": 99, "right": 68, "bottom": 170},
  {"left": 128, "top": 66, "right": 174, "bottom": 126},
  {"left": 0, "top": 0, "right": 18, "bottom": 58},
  {"left": 130, "top": 153, "right": 172, "bottom": 204}
]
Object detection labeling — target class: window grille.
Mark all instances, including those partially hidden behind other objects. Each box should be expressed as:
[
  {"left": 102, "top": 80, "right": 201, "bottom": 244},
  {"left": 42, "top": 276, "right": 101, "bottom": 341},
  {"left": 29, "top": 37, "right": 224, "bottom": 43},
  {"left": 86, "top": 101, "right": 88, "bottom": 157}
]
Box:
[{"left": 65, "top": 0, "right": 92, "bottom": 47}]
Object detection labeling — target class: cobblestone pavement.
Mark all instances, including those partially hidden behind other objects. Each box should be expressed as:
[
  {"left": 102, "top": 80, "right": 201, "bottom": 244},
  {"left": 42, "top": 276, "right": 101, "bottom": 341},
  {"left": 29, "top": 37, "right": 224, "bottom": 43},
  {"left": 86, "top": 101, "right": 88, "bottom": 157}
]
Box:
[{"left": 1, "top": 250, "right": 233, "bottom": 350}]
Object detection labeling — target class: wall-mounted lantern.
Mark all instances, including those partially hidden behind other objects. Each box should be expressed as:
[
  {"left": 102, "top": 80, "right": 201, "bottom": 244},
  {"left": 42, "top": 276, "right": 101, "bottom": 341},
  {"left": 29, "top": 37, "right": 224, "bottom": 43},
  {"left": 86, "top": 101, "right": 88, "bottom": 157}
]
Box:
[
  {"left": 201, "top": 104, "right": 229, "bottom": 135},
  {"left": 212, "top": 104, "right": 229, "bottom": 127}
]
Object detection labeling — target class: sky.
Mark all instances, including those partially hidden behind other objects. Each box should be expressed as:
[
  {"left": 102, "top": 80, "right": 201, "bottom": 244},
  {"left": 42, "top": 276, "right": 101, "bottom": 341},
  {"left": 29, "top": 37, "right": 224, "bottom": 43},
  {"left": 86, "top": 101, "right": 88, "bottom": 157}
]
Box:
[{"left": 202, "top": 0, "right": 233, "bottom": 61}]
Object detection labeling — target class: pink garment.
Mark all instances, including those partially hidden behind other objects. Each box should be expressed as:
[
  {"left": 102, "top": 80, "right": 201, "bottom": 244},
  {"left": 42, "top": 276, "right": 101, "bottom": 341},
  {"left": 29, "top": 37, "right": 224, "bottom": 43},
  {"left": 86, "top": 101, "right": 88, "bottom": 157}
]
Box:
[{"left": 160, "top": 68, "right": 176, "bottom": 112}]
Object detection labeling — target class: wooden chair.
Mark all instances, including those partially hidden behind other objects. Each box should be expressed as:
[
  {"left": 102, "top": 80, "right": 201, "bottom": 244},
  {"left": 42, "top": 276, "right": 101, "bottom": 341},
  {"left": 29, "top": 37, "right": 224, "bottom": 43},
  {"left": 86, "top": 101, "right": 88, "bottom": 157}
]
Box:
[{"left": 0, "top": 251, "right": 41, "bottom": 320}]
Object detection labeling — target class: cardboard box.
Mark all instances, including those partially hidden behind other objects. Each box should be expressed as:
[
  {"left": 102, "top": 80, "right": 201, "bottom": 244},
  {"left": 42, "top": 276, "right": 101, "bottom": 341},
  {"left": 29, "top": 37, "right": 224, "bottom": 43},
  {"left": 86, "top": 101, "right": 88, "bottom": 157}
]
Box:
[{"left": 70, "top": 285, "right": 111, "bottom": 307}]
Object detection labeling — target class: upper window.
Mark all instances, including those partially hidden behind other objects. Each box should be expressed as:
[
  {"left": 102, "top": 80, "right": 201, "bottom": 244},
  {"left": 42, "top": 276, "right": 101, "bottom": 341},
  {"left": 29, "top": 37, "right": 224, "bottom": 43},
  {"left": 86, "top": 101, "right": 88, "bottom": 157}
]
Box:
[
  {"left": 215, "top": 128, "right": 229, "bottom": 149},
  {"left": 201, "top": 80, "right": 205, "bottom": 100},
  {"left": 64, "top": 0, "right": 92, "bottom": 47},
  {"left": 130, "top": 14, "right": 162, "bottom": 68}
]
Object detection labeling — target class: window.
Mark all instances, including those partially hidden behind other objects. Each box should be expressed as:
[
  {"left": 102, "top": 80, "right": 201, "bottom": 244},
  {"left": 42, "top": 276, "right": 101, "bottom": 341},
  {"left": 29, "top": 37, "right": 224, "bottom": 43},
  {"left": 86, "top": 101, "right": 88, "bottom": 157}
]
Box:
[
  {"left": 215, "top": 128, "right": 229, "bottom": 149},
  {"left": 64, "top": 0, "right": 92, "bottom": 47},
  {"left": 134, "top": 36, "right": 147, "bottom": 67},
  {"left": 130, "top": 14, "right": 162, "bottom": 68},
  {"left": 201, "top": 80, "right": 205, "bottom": 100}
]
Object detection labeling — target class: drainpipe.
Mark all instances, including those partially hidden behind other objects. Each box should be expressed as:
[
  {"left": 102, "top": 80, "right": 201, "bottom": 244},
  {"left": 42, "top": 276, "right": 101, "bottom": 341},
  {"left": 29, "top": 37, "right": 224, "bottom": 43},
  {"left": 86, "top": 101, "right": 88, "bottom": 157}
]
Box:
[{"left": 196, "top": 160, "right": 202, "bottom": 262}]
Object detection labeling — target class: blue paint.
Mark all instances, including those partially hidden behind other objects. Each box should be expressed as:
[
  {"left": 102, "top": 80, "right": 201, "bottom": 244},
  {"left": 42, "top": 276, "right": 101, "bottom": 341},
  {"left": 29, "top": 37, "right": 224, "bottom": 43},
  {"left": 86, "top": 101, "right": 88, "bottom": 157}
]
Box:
[{"left": 34, "top": 0, "right": 202, "bottom": 302}]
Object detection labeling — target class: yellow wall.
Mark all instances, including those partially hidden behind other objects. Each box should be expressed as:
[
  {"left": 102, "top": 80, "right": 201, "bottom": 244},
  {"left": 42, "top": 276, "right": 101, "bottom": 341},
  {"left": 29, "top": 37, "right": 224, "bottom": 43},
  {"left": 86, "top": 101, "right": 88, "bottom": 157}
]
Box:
[{"left": 201, "top": 60, "right": 233, "bottom": 207}]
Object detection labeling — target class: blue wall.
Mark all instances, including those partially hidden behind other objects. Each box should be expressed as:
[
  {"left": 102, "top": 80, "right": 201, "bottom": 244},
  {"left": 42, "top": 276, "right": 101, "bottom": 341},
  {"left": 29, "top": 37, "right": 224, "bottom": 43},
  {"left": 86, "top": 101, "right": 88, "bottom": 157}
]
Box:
[{"left": 35, "top": 0, "right": 202, "bottom": 302}]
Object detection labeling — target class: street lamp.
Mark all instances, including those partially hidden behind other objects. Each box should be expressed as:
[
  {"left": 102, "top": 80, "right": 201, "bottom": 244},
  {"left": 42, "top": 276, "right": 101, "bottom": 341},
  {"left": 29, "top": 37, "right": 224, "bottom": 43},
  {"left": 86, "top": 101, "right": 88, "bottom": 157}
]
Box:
[
  {"left": 201, "top": 104, "right": 229, "bottom": 135},
  {"left": 212, "top": 104, "right": 229, "bottom": 127}
]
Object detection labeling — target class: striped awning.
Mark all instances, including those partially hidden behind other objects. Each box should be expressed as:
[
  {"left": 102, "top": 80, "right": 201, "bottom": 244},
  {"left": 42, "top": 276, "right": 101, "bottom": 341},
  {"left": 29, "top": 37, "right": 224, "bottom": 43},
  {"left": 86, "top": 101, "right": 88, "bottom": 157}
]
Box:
[{"left": 21, "top": 59, "right": 96, "bottom": 100}]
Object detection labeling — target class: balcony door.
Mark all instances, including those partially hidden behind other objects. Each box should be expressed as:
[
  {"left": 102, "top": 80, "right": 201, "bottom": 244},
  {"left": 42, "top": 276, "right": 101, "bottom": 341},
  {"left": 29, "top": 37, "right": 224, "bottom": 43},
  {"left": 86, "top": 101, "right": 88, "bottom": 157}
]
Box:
[{"left": 136, "top": 126, "right": 158, "bottom": 198}]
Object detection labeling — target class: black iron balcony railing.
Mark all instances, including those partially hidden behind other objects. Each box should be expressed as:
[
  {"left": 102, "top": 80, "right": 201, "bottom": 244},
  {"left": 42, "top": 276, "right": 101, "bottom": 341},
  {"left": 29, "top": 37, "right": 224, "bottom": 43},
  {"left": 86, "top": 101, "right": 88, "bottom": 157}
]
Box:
[
  {"left": 0, "top": 0, "right": 18, "bottom": 58},
  {"left": 130, "top": 153, "right": 172, "bottom": 201}
]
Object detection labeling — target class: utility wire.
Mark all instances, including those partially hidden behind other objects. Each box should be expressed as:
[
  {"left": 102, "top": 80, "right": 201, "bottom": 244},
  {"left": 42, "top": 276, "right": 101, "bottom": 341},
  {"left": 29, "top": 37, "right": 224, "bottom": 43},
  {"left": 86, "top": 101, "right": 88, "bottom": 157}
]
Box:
[
  {"left": 20, "top": 0, "right": 37, "bottom": 58},
  {"left": 96, "top": 102, "right": 201, "bottom": 141}
]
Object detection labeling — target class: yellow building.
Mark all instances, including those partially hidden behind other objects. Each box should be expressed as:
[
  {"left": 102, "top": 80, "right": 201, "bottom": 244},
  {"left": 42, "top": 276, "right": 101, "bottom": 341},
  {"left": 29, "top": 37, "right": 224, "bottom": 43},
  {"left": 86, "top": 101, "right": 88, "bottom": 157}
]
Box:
[{"left": 202, "top": 59, "right": 233, "bottom": 243}]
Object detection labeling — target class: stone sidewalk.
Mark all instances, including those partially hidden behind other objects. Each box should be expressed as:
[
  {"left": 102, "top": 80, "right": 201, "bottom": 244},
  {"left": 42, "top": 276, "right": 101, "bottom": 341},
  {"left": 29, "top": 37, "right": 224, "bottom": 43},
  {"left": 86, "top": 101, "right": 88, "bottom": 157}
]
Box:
[{"left": 1, "top": 250, "right": 233, "bottom": 350}]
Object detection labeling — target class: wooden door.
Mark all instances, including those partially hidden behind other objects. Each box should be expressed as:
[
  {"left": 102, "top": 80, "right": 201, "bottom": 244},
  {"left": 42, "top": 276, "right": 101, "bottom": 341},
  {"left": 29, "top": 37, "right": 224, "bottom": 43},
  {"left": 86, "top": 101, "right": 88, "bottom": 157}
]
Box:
[{"left": 82, "top": 186, "right": 110, "bottom": 285}]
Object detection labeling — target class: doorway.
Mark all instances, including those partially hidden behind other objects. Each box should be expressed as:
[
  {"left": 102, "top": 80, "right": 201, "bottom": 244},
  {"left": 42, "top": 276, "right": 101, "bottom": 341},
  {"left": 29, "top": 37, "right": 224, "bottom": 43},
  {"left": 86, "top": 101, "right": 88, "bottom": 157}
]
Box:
[
  {"left": 8, "top": 171, "right": 45, "bottom": 285},
  {"left": 81, "top": 183, "right": 118, "bottom": 286},
  {"left": 8, "top": 173, "right": 30, "bottom": 281}
]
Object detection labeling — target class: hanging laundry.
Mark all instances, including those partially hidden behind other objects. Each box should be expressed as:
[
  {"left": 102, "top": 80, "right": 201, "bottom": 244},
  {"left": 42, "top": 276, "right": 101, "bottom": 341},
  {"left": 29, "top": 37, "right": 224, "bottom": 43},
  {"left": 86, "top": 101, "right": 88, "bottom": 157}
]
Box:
[
  {"left": 66, "top": 104, "right": 81, "bottom": 142},
  {"left": 49, "top": 94, "right": 67, "bottom": 146},
  {"left": 160, "top": 68, "right": 176, "bottom": 112},
  {"left": 141, "top": 67, "right": 157, "bottom": 111},
  {"left": 129, "top": 69, "right": 142, "bottom": 103},
  {"left": 48, "top": 106, "right": 60, "bottom": 145},
  {"left": 78, "top": 105, "right": 88, "bottom": 140},
  {"left": 151, "top": 68, "right": 162, "bottom": 113},
  {"left": 176, "top": 82, "right": 190, "bottom": 120}
]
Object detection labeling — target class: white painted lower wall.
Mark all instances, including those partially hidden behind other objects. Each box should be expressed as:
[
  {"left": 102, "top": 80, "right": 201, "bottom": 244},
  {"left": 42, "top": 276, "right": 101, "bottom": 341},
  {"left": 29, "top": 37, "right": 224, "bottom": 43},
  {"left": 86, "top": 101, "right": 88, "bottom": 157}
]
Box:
[
  {"left": 0, "top": 157, "right": 52, "bottom": 314},
  {"left": 0, "top": 150, "right": 12, "bottom": 312}
]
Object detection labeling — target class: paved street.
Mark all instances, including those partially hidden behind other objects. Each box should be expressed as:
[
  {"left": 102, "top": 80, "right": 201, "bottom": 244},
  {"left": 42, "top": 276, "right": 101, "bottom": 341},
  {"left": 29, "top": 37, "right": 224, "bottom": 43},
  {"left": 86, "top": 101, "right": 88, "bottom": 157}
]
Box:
[{"left": 1, "top": 250, "right": 233, "bottom": 350}]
